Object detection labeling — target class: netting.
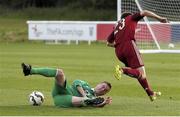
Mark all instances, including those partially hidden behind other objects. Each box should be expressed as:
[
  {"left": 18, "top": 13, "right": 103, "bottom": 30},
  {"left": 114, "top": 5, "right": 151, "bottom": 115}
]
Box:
[{"left": 118, "top": 0, "right": 180, "bottom": 51}]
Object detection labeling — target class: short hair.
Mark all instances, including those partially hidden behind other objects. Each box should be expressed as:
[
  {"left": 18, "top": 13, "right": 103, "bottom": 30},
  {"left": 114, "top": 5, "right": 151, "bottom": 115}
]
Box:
[
  {"left": 121, "top": 12, "right": 132, "bottom": 19},
  {"left": 102, "top": 81, "right": 112, "bottom": 89}
]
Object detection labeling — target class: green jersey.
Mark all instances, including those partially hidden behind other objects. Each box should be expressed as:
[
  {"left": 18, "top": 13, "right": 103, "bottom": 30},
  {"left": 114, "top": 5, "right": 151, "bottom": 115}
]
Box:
[
  {"left": 71, "top": 79, "right": 96, "bottom": 98},
  {"left": 52, "top": 79, "right": 96, "bottom": 107}
]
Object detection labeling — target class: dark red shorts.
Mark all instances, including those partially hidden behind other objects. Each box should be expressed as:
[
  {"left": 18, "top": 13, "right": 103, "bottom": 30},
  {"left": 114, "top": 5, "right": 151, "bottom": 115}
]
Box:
[{"left": 115, "top": 40, "right": 144, "bottom": 68}]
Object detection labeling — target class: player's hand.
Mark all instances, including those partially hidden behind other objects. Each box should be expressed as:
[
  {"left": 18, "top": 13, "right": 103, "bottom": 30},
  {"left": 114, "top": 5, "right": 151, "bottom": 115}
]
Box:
[
  {"left": 105, "top": 97, "right": 112, "bottom": 104},
  {"left": 159, "top": 17, "right": 169, "bottom": 23},
  {"left": 107, "top": 42, "right": 115, "bottom": 48},
  {"left": 93, "top": 97, "right": 112, "bottom": 107}
]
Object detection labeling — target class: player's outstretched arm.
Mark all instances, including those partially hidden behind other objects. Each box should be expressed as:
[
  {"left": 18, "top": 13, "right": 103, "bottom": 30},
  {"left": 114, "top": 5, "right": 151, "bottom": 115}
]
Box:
[
  {"left": 140, "top": 10, "right": 168, "bottom": 23},
  {"left": 107, "top": 31, "right": 115, "bottom": 48},
  {"left": 77, "top": 86, "right": 87, "bottom": 97}
]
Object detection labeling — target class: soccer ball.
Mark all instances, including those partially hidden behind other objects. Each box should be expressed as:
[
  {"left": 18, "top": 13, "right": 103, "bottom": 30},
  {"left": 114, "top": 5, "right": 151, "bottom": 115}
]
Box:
[
  {"left": 29, "top": 91, "right": 44, "bottom": 106},
  {"left": 168, "top": 43, "right": 175, "bottom": 48}
]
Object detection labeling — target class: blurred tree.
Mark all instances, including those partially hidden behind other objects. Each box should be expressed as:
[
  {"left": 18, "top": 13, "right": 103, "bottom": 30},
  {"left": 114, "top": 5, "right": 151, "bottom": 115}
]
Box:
[
  {"left": 0, "top": 0, "right": 58, "bottom": 8},
  {"left": 0, "top": 0, "right": 116, "bottom": 10},
  {"left": 70, "top": 0, "right": 116, "bottom": 9},
  {"left": 93, "top": 0, "right": 116, "bottom": 9},
  {"left": 56, "top": 0, "right": 75, "bottom": 7}
]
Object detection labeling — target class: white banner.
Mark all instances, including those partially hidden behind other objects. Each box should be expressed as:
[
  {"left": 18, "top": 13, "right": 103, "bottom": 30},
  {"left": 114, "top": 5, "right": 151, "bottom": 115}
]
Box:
[{"left": 27, "top": 21, "right": 97, "bottom": 41}]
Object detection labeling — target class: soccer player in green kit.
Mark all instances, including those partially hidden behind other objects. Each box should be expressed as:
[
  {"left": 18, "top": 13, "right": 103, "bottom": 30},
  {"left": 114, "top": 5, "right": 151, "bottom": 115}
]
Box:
[{"left": 21, "top": 63, "right": 112, "bottom": 108}]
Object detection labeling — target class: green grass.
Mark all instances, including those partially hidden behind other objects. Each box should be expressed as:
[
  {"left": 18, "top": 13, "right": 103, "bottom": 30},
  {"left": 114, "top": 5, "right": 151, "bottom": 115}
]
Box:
[
  {"left": 0, "top": 42, "right": 180, "bottom": 116},
  {"left": 0, "top": 19, "right": 27, "bottom": 42}
]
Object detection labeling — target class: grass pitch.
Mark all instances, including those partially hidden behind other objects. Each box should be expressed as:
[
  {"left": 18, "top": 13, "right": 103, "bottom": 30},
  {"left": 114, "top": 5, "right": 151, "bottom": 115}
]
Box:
[{"left": 0, "top": 42, "right": 180, "bottom": 116}]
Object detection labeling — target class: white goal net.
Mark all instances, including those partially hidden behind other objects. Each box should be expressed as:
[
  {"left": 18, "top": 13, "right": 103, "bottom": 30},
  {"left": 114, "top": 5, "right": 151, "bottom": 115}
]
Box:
[{"left": 117, "top": 0, "right": 180, "bottom": 53}]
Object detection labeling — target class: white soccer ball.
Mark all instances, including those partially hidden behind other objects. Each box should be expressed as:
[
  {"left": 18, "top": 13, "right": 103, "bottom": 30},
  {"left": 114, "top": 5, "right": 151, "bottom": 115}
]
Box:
[
  {"left": 29, "top": 91, "right": 44, "bottom": 106},
  {"left": 168, "top": 43, "right": 175, "bottom": 48}
]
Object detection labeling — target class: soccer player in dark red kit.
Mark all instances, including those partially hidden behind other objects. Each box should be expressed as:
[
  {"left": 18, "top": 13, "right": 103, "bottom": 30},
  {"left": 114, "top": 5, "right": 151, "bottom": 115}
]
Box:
[{"left": 107, "top": 10, "right": 168, "bottom": 101}]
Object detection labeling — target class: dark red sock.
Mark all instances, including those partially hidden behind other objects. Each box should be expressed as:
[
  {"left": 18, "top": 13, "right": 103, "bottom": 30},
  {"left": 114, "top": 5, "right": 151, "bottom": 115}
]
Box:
[
  {"left": 122, "top": 67, "right": 153, "bottom": 96},
  {"left": 138, "top": 78, "right": 154, "bottom": 96},
  {"left": 122, "top": 67, "right": 141, "bottom": 79}
]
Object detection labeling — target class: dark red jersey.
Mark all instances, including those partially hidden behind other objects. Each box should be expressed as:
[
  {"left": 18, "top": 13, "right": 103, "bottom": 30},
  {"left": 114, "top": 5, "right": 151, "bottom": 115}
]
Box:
[
  {"left": 107, "top": 13, "right": 144, "bottom": 46},
  {"left": 107, "top": 13, "right": 144, "bottom": 68}
]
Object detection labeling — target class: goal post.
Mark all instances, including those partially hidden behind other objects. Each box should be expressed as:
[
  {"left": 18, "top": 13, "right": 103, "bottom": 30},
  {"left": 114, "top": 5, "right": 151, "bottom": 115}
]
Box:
[
  {"left": 117, "top": 0, "right": 180, "bottom": 53},
  {"left": 135, "top": 0, "right": 161, "bottom": 50}
]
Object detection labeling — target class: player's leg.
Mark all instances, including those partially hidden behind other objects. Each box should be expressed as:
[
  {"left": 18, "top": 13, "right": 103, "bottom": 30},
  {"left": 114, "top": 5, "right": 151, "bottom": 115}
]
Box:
[
  {"left": 115, "top": 41, "right": 161, "bottom": 101},
  {"left": 115, "top": 64, "right": 143, "bottom": 80},
  {"left": 121, "top": 66, "right": 142, "bottom": 79},
  {"left": 120, "top": 66, "right": 161, "bottom": 101},
  {"left": 21, "top": 63, "right": 65, "bottom": 86},
  {"left": 115, "top": 61, "right": 142, "bottom": 80},
  {"left": 53, "top": 95, "right": 105, "bottom": 107},
  {"left": 137, "top": 66, "right": 161, "bottom": 101},
  {"left": 21, "top": 63, "right": 57, "bottom": 77},
  {"left": 117, "top": 41, "right": 145, "bottom": 80},
  {"left": 120, "top": 59, "right": 161, "bottom": 101},
  {"left": 114, "top": 41, "right": 143, "bottom": 80},
  {"left": 137, "top": 66, "right": 154, "bottom": 96}
]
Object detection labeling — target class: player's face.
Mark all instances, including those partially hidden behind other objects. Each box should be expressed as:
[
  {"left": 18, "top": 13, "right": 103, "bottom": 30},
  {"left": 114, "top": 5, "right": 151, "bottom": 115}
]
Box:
[{"left": 95, "top": 83, "right": 111, "bottom": 96}]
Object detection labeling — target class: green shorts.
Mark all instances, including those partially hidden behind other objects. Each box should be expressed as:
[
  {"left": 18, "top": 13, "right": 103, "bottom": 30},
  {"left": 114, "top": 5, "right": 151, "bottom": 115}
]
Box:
[{"left": 52, "top": 80, "right": 73, "bottom": 107}]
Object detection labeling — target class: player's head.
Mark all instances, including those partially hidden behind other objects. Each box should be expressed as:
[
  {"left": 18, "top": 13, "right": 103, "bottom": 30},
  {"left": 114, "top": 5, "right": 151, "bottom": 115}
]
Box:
[
  {"left": 94, "top": 81, "right": 112, "bottom": 96},
  {"left": 121, "top": 12, "right": 132, "bottom": 19}
]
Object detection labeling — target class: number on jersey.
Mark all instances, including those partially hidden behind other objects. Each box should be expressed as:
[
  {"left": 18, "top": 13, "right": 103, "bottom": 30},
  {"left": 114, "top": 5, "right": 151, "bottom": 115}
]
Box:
[{"left": 114, "top": 18, "right": 125, "bottom": 35}]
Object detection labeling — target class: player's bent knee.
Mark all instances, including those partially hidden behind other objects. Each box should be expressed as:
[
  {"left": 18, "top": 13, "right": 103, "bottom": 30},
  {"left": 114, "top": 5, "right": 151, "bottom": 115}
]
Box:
[
  {"left": 141, "top": 73, "right": 146, "bottom": 79},
  {"left": 136, "top": 67, "right": 146, "bottom": 79},
  {"left": 56, "top": 69, "right": 65, "bottom": 79},
  {"left": 56, "top": 69, "right": 64, "bottom": 77},
  {"left": 139, "top": 70, "right": 147, "bottom": 78},
  {"left": 55, "top": 69, "right": 66, "bottom": 86}
]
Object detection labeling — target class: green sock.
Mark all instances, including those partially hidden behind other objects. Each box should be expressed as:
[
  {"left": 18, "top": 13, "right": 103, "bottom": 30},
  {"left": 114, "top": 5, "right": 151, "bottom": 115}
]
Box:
[{"left": 31, "top": 67, "right": 57, "bottom": 77}]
